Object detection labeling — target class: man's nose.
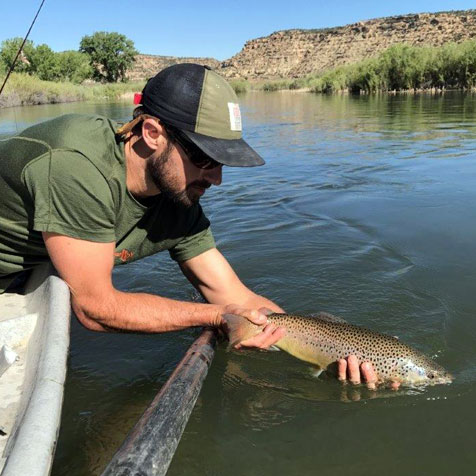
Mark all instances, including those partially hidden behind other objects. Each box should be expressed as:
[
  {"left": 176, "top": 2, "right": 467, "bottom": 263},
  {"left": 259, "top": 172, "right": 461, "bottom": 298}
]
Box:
[{"left": 204, "top": 165, "right": 223, "bottom": 186}]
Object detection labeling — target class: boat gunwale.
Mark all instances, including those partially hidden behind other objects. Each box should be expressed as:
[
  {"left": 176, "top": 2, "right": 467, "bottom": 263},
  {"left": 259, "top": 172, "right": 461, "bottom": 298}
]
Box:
[{"left": 1, "top": 264, "right": 70, "bottom": 476}]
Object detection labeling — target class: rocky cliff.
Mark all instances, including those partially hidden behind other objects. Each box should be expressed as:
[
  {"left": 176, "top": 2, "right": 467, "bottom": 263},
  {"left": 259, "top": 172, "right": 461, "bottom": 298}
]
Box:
[
  {"left": 127, "top": 55, "right": 220, "bottom": 81},
  {"left": 219, "top": 10, "right": 476, "bottom": 79},
  {"left": 127, "top": 10, "right": 476, "bottom": 81}
]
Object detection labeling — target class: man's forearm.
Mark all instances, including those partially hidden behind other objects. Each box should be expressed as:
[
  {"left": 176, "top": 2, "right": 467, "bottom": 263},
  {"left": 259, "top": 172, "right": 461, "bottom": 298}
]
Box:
[{"left": 73, "top": 289, "right": 223, "bottom": 333}]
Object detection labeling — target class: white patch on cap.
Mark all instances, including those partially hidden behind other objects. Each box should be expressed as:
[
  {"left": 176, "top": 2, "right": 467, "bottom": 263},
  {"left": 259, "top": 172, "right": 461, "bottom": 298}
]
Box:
[{"left": 227, "top": 102, "right": 242, "bottom": 132}]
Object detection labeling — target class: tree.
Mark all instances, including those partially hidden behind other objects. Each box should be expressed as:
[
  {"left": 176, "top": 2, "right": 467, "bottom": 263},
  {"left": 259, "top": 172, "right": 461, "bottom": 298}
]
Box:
[
  {"left": 29, "top": 44, "right": 60, "bottom": 81},
  {"left": 0, "top": 37, "right": 35, "bottom": 74},
  {"left": 79, "top": 32, "right": 138, "bottom": 82},
  {"left": 57, "top": 51, "right": 92, "bottom": 83}
]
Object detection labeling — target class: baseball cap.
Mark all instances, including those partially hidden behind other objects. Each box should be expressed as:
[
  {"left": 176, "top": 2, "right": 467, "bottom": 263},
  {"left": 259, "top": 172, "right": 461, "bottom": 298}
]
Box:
[{"left": 125, "top": 63, "right": 264, "bottom": 167}]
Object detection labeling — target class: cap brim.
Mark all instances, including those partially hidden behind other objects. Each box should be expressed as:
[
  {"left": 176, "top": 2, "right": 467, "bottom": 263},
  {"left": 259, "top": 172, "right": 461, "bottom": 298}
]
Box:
[{"left": 182, "top": 130, "right": 265, "bottom": 167}]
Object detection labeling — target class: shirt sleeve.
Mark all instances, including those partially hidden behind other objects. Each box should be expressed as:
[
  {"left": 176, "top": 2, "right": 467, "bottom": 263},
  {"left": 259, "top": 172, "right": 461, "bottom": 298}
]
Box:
[
  {"left": 22, "top": 149, "right": 116, "bottom": 242},
  {"left": 168, "top": 205, "right": 216, "bottom": 262}
]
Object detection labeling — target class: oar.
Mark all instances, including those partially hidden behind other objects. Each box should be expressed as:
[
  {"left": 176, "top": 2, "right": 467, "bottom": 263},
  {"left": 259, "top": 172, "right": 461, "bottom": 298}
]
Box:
[{"left": 101, "top": 328, "right": 217, "bottom": 476}]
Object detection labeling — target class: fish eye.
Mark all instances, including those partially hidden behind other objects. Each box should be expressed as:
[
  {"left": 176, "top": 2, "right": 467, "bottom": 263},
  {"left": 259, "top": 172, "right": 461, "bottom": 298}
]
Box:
[{"left": 428, "top": 373, "right": 434, "bottom": 379}]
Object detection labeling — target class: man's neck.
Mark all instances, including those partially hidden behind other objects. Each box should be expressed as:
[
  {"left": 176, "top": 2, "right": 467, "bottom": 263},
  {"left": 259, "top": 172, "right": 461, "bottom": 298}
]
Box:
[{"left": 124, "top": 135, "right": 160, "bottom": 198}]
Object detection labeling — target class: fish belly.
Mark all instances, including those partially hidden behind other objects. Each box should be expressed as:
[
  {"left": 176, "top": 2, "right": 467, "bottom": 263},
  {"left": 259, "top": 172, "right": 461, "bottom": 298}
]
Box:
[{"left": 276, "top": 335, "right": 334, "bottom": 369}]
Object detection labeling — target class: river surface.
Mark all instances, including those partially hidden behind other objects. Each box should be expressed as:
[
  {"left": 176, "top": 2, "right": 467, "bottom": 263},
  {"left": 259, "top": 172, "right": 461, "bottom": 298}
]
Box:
[{"left": 1, "top": 92, "right": 475, "bottom": 475}]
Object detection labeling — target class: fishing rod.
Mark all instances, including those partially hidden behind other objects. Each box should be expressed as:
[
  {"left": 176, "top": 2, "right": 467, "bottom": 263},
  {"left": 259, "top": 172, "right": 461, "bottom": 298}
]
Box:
[{"left": 0, "top": 0, "right": 46, "bottom": 97}]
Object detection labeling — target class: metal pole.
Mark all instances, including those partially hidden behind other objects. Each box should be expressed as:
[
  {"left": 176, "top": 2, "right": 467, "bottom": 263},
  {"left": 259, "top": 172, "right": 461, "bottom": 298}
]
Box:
[{"left": 101, "top": 328, "right": 217, "bottom": 476}]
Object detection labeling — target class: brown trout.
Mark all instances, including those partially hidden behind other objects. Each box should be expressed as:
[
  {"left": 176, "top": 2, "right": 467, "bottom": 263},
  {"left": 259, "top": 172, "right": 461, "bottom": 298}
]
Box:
[{"left": 224, "top": 312, "right": 452, "bottom": 386}]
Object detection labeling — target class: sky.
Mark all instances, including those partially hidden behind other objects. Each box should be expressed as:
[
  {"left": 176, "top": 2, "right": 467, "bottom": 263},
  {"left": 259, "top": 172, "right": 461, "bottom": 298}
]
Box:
[{"left": 2, "top": 1, "right": 475, "bottom": 61}]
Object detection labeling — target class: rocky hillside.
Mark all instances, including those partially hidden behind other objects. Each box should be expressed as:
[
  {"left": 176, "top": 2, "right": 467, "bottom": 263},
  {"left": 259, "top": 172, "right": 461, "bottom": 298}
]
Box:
[
  {"left": 220, "top": 10, "right": 476, "bottom": 79},
  {"left": 127, "top": 10, "right": 476, "bottom": 81},
  {"left": 127, "top": 55, "right": 220, "bottom": 81}
]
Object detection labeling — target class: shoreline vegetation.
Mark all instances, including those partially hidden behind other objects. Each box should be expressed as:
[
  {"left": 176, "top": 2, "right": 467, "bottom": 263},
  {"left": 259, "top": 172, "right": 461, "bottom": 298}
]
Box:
[
  {"left": 0, "top": 73, "right": 145, "bottom": 108},
  {"left": 0, "top": 32, "right": 139, "bottom": 108},
  {"left": 233, "top": 41, "right": 476, "bottom": 94},
  {"left": 1, "top": 41, "right": 476, "bottom": 107}
]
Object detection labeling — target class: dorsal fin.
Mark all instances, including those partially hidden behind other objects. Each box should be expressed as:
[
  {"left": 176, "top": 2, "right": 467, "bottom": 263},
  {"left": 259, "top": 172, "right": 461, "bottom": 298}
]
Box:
[{"left": 309, "top": 312, "right": 348, "bottom": 324}]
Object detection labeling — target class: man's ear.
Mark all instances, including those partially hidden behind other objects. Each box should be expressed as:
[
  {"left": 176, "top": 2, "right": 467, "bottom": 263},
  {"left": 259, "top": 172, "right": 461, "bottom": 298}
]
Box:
[{"left": 141, "top": 118, "right": 167, "bottom": 151}]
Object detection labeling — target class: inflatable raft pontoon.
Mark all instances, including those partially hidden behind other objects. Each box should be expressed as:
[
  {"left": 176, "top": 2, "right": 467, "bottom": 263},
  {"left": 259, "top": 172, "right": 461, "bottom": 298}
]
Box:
[{"left": 0, "top": 264, "right": 70, "bottom": 476}]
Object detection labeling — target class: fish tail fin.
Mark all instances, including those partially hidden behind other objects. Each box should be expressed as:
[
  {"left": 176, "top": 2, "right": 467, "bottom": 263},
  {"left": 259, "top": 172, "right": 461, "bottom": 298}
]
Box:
[{"left": 223, "top": 313, "right": 261, "bottom": 349}]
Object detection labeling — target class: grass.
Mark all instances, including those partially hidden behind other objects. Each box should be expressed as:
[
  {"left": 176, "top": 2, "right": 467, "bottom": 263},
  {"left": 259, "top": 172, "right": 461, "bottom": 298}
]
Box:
[
  {"left": 229, "top": 79, "right": 249, "bottom": 94},
  {"left": 238, "top": 40, "right": 476, "bottom": 94},
  {"left": 3, "top": 40, "right": 476, "bottom": 106},
  {"left": 0, "top": 73, "right": 145, "bottom": 107},
  {"left": 260, "top": 78, "right": 306, "bottom": 91}
]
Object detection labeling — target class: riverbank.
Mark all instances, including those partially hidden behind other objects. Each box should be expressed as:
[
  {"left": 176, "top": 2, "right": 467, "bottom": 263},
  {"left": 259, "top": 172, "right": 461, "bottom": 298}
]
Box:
[
  {"left": 0, "top": 73, "right": 145, "bottom": 108},
  {"left": 3, "top": 39, "right": 476, "bottom": 107},
  {"left": 232, "top": 40, "right": 476, "bottom": 94}
]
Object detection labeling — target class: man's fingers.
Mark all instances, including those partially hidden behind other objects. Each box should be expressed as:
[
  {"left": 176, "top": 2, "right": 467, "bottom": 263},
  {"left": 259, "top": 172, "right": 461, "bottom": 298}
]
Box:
[
  {"left": 390, "top": 381, "right": 401, "bottom": 390},
  {"left": 236, "top": 323, "right": 286, "bottom": 349},
  {"left": 339, "top": 357, "right": 379, "bottom": 388},
  {"left": 339, "top": 357, "right": 402, "bottom": 392},
  {"left": 361, "top": 361, "right": 378, "bottom": 390},
  {"left": 258, "top": 307, "right": 275, "bottom": 316},
  {"left": 347, "top": 355, "right": 361, "bottom": 384},
  {"left": 226, "top": 306, "right": 268, "bottom": 326},
  {"left": 338, "top": 359, "right": 347, "bottom": 382},
  {"left": 260, "top": 325, "right": 286, "bottom": 348}
]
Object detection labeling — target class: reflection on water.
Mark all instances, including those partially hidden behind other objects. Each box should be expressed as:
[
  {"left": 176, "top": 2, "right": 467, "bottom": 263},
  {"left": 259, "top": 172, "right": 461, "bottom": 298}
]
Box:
[{"left": 1, "top": 92, "right": 476, "bottom": 475}]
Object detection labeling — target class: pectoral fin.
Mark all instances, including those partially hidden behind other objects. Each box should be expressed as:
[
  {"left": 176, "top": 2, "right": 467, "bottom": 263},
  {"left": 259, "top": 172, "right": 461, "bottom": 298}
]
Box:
[{"left": 311, "top": 367, "right": 324, "bottom": 378}]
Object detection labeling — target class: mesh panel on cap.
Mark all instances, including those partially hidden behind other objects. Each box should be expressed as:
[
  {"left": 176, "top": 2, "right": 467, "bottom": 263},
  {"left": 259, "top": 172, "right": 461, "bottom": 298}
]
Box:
[{"left": 142, "top": 63, "right": 205, "bottom": 132}]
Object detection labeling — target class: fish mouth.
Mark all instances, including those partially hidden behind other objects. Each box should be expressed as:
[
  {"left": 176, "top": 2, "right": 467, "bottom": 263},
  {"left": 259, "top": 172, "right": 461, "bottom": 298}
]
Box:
[
  {"left": 436, "top": 374, "right": 453, "bottom": 385},
  {"left": 419, "top": 373, "right": 453, "bottom": 386},
  {"left": 426, "top": 369, "right": 453, "bottom": 385}
]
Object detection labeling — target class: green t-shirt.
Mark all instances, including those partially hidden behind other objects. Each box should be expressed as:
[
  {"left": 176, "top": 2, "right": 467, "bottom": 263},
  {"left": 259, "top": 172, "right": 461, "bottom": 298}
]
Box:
[{"left": 0, "top": 114, "right": 215, "bottom": 293}]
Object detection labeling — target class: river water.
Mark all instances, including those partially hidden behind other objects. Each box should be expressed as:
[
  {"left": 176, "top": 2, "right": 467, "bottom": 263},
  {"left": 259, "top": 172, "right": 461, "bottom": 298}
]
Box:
[{"left": 1, "top": 91, "right": 475, "bottom": 475}]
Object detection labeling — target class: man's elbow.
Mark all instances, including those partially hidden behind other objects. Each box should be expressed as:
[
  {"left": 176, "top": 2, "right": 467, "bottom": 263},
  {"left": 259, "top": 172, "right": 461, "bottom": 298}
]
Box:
[{"left": 71, "top": 293, "right": 115, "bottom": 332}]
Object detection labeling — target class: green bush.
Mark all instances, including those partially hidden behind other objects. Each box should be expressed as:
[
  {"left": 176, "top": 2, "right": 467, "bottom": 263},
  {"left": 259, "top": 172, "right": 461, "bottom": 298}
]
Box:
[
  {"left": 261, "top": 79, "right": 301, "bottom": 91},
  {"left": 255, "top": 40, "right": 476, "bottom": 94},
  {"left": 56, "top": 51, "right": 93, "bottom": 84},
  {"left": 229, "top": 79, "right": 249, "bottom": 94},
  {"left": 348, "top": 59, "right": 383, "bottom": 93},
  {"left": 308, "top": 66, "right": 349, "bottom": 93},
  {"left": 29, "top": 44, "right": 60, "bottom": 81}
]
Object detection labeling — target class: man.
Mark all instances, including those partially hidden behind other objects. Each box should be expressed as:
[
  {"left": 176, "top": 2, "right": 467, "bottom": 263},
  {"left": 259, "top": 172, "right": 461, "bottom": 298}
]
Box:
[{"left": 0, "top": 64, "right": 376, "bottom": 385}]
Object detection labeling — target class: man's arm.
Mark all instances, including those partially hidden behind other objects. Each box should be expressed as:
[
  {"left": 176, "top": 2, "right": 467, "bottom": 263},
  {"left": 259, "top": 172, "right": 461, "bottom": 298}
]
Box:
[
  {"left": 179, "top": 248, "right": 284, "bottom": 311},
  {"left": 179, "top": 248, "right": 287, "bottom": 348},
  {"left": 43, "top": 232, "right": 266, "bottom": 333}
]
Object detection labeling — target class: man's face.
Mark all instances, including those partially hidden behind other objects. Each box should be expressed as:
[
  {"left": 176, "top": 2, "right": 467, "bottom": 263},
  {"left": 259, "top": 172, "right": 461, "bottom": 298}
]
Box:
[{"left": 146, "top": 138, "right": 223, "bottom": 208}]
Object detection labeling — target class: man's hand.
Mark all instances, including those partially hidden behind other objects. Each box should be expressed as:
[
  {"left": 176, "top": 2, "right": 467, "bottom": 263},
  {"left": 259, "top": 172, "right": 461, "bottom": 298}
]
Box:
[
  {"left": 180, "top": 249, "right": 286, "bottom": 349},
  {"left": 338, "top": 356, "right": 400, "bottom": 390},
  {"left": 222, "top": 305, "right": 286, "bottom": 350}
]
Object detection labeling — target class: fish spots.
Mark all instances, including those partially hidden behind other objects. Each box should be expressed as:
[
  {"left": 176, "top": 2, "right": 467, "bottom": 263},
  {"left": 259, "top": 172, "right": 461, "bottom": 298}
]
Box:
[{"left": 265, "top": 312, "right": 450, "bottom": 385}]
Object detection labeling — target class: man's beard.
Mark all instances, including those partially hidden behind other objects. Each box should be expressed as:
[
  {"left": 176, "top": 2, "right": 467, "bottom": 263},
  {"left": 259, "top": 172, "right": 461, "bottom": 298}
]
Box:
[{"left": 146, "top": 143, "right": 209, "bottom": 208}]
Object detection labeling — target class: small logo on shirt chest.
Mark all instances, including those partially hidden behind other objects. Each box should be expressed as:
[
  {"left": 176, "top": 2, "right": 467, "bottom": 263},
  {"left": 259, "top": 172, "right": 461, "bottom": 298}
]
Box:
[{"left": 114, "top": 249, "right": 134, "bottom": 262}]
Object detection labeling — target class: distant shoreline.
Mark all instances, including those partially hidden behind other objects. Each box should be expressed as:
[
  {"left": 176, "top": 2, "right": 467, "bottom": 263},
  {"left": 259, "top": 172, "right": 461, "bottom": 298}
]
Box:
[
  {"left": 0, "top": 74, "right": 145, "bottom": 108},
  {"left": 1, "top": 71, "right": 475, "bottom": 109},
  {"left": 240, "top": 85, "right": 475, "bottom": 95},
  {"left": 1, "top": 84, "right": 474, "bottom": 109}
]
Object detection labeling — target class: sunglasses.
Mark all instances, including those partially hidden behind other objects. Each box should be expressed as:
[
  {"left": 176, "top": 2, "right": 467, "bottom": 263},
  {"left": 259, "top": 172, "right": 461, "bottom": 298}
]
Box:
[{"left": 164, "top": 126, "right": 222, "bottom": 170}]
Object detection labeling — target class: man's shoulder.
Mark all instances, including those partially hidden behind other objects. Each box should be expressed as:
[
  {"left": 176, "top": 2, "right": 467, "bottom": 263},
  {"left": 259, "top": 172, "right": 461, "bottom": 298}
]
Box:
[
  {"left": 20, "top": 113, "right": 124, "bottom": 177},
  {"left": 20, "top": 114, "right": 117, "bottom": 148}
]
